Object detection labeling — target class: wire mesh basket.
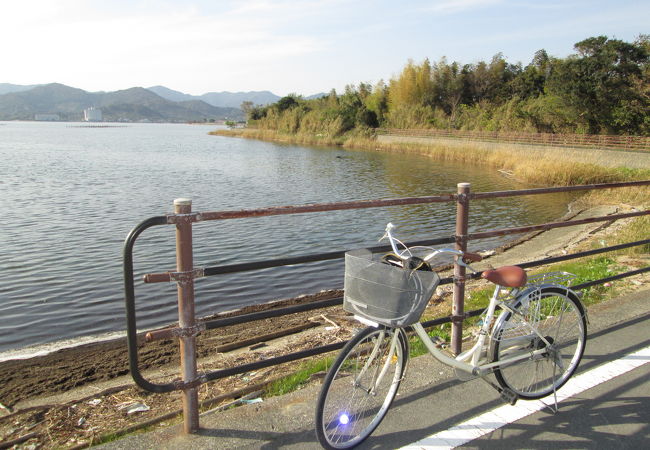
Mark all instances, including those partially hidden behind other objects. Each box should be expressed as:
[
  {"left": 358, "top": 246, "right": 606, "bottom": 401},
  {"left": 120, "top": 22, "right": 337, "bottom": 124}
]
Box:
[{"left": 343, "top": 249, "right": 440, "bottom": 327}]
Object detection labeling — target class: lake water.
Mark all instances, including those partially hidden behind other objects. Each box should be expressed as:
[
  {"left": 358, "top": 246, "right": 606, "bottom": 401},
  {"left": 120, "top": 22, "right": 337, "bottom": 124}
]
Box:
[{"left": 0, "top": 121, "right": 574, "bottom": 356}]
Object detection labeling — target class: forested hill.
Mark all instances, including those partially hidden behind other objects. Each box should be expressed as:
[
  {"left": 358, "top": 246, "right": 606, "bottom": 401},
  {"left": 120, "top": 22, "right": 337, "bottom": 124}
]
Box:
[
  {"left": 249, "top": 36, "right": 650, "bottom": 137},
  {"left": 0, "top": 84, "right": 244, "bottom": 122}
]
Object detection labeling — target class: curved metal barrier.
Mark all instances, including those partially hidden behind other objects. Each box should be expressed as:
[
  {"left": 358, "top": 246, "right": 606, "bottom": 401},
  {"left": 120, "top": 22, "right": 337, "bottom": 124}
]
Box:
[{"left": 123, "top": 179, "right": 650, "bottom": 432}]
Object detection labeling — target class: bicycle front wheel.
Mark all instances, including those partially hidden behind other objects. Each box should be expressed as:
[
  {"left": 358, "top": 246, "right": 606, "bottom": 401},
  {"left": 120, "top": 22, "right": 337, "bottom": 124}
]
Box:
[
  {"left": 315, "top": 326, "right": 407, "bottom": 449},
  {"left": 492, "top": 286, "right": 586, "bottom": 399}
]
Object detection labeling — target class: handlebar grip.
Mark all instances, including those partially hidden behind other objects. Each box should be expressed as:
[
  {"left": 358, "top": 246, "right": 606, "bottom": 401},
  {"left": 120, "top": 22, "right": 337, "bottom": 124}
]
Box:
[{"left": 462, "top": 252, "right": 483, "bottom": 263}]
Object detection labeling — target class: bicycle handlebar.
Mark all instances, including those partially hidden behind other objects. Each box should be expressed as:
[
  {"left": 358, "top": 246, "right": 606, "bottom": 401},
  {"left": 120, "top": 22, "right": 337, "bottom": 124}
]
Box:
[{"left": 381, "top": 222, "right": 482, "bottom": 266}]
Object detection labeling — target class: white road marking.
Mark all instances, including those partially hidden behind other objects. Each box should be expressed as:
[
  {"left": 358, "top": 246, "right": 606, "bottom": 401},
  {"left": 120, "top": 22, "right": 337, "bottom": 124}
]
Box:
[{"left": 401, "top": 345, "right": 650, "bottom": 449}]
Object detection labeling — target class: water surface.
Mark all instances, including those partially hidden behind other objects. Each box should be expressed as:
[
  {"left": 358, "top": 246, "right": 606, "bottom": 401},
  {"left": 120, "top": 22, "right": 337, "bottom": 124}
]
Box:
[{"left": 0, "top": 122, "right": 573, "bottom": 354}]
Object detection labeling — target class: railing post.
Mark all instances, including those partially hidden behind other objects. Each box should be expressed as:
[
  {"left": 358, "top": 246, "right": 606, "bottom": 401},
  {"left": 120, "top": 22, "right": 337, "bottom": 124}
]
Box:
[
  {"left": 452, "top": 183, "right": 471, "bottom": 356},
  {"left": 174, "top": 198, "right": 200, "bottom": 433}
]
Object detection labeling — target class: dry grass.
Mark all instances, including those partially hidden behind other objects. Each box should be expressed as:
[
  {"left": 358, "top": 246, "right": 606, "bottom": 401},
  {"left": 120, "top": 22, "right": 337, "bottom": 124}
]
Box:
[
  {"left": 344, "top": 136, "right": 649, "bottom": 186},
  {"left": 213, "top": 128, "right": 649, "bottom": 187},
  {"left": 210, "top": 128, "right": 346, "bottom": 147},
  {"left": 573, "top": 186, "right": 650, "bottom": 208}
]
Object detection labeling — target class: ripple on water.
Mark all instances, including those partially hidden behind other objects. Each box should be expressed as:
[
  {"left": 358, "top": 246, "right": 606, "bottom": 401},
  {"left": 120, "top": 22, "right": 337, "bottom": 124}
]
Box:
[{"left": 0, "top": 122, "right": 575, "bottom": 354}]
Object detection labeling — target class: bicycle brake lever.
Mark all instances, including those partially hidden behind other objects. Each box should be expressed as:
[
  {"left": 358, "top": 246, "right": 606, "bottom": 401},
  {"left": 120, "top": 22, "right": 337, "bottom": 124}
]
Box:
[
  {"left": 457, "top": 258, "right": 480, "bottom": 275},
  {"left": 379, "top": 222, "right": 395, "bottom": 243}
]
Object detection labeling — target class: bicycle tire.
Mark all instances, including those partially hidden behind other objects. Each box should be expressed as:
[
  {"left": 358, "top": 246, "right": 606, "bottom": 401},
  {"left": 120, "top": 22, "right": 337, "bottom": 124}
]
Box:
[
  {"left": 492, "top": 286, "right": 587, "bottom": 399},
  {"left": 315, "top": 326, "right": 407, "bottom": 449}
]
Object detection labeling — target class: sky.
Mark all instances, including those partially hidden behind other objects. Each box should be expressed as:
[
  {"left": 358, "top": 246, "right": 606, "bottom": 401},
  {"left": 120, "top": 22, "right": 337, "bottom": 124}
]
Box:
[{"left": 1, "top": 0, "right": 647, "bottom": 97}]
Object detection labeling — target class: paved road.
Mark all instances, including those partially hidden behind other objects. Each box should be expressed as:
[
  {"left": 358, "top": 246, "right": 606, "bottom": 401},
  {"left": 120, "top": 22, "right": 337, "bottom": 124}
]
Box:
[{"left": 100, "top": 289, "right": 650, "bottom": 449}]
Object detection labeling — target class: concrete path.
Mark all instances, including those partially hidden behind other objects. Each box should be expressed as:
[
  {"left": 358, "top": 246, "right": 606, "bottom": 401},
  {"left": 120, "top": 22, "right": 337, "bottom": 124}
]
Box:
[
  {"left": 100, "top": 288, "right": 650, "bottom": 449},
  {"left": 472, "top": 204, "right": 620, "bottom": 269}
]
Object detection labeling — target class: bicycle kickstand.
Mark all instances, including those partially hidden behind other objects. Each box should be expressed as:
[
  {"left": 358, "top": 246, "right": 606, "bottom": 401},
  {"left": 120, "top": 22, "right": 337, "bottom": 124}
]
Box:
[
  {"left": 481, "top": 377, "right": 518, "bottom": 406},
  {"left": 543, "top": 363, "right": 560, "bottom": 414}
]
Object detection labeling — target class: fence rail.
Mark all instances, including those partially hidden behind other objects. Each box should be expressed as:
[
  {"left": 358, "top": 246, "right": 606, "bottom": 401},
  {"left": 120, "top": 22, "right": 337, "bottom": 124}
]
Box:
[
  {"left": 123, "top": 180, "right": 650, "bottom": 433},
  {"left": 377, "top": 128, "right": 650, "bottom": 151}
]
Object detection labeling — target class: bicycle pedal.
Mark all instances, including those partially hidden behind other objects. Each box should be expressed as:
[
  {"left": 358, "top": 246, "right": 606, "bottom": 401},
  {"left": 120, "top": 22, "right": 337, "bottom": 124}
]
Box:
[
  {"left": 431, "top": 336, "right": 447, "bottom": 349},
  {"left": 499, "top": 388, "right": 518, "bottom": 406}
]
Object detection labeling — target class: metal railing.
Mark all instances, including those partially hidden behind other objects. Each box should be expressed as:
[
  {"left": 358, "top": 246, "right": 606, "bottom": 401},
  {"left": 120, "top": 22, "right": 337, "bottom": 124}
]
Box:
[
  {"left": 123, "top": 179, "right": 650, "bottom": 433},
  {"left": 377, "top": 128, "right": 650, "bottom": 152}
]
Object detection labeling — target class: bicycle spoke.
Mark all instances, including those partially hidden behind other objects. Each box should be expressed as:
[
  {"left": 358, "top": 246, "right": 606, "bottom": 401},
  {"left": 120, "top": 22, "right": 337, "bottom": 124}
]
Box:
[
  {"left": 316, "top": 327, "right": 406, "bottom": 449},
  {"left": 492, "top": 287, "right": 586, "bottom": 399}
]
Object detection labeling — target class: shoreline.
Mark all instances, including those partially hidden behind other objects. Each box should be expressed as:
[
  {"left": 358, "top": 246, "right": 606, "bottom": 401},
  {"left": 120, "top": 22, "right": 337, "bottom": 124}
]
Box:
[
  {"left": 0, "top": 290, "right": 343, "bottom": 364},
  {"left": 1, "top": 203, "right": 648, "bottom": 448},
  {"left": 4, "top": 127, "right": 645, "bottom": 364},
  {"left": 0, "top": 203, "right": 580, "bottom": 363},
  {"left": 211, "top": 128, "right": 650, "bottom": 186},
  {"left": 0, "top": 201, "right": 617, "bottom": 369}
]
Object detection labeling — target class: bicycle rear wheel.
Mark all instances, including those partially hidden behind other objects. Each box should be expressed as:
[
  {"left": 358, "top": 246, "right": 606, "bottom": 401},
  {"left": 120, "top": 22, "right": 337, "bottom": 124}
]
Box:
[
  {"left": 492, "top": 286, "right": 586, "bottom": 399},
  {"left": 315, "top": 326, "right": 407, "bottom": 449}
]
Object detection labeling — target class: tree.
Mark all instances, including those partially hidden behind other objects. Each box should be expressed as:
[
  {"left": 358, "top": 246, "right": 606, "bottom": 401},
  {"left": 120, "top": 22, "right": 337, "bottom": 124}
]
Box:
[
  {"left": 276, "top": 95, "right": 301, "bottom": 112},
  {"left": 510, "top": 51, "right": 549, "bottom": 100},
  {"left": 465, "top": 53, "right": 518, "bottom": 104},
  {"left": 364, "top": 81, "right": 389, "bottom": 125},
  {"left": 547, "top": 36, "right": 649, "bottom": 133},
  {"left": 388, "top": 59, "right": 434, "bottom": 109},
  {"left": 431, "top": 58, "right": 465, "bottom": 123},
  {"left": 241, "top": 101, "right": 254, "bottom": 115}
]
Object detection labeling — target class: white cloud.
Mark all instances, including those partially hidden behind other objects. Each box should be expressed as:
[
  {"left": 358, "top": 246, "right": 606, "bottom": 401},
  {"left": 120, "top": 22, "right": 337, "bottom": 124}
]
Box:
[
  {"left": 0, "top": 0, "right": 646, "bottom": 95},
  {"left": 0, "top": 1, "right": 332, "bottom": 92}
]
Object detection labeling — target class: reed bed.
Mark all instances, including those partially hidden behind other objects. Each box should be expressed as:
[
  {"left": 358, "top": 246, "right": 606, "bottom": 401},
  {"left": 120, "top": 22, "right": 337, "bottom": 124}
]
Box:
[{"left": 212, "top": 128, "right": 650, "bottom": 188}]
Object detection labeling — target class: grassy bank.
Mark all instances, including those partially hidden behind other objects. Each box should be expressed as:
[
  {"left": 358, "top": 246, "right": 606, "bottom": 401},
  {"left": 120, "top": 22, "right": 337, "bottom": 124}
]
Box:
[
  {"left": 211, "top": 128, "right": 650, "bottom": 187},
  {"left": 211, "top": 129, "right": 650, "bottom": 409}
]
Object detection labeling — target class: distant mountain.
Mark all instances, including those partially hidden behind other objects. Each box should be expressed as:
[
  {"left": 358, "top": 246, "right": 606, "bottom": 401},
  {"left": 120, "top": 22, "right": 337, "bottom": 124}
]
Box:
[
  {"left": 148, "top": 86, "right": 281, "bottom": 108},
  {"left": 146, "top": 85, "right": 195, "bottom": 103},
  {"left": 0, "top": 83, "right": 39, "bottom": 95},
  {"left": 199, "top": 91, "right": 281, "bottom": 108},
  {"left": 0, "top": 83, "right": 243, "bottom": 122}
]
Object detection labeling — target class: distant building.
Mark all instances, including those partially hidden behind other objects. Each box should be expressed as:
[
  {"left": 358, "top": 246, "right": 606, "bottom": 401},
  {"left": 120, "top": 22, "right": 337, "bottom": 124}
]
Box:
[
  {"left": 84, "top": 107, "right": 102, "bottom": 122},
  {"left": 34, "top": 113, "right": 60, "bottom": 121}
]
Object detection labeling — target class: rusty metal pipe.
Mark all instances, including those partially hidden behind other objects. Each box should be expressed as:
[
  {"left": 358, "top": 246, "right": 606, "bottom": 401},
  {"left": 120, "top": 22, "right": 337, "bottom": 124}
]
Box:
[
  {"left": 467, "top": 210, "right": 650, "bottom": 241},
  {"left": 143, "top": 272, "right": 172, "bottom": 283},
  {"left": 145, "top": 328, "right": 176, "bottom": 342},
  {"left": 174, "top": 198, "right": 200, "bottom": 434},
  {"left": 199, "top": 194, "right": 456, "bottom": 221},
  {"left": 470, "top": 180, "right": 650, "bottom": 200},
  {"left": 452, "top": 183, "right": 470, "bottom": 356}
]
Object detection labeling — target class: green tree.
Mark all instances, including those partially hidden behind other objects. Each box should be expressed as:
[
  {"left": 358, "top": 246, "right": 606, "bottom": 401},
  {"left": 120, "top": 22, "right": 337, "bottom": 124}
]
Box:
[
  {"left": 364, "top": 81, "right": 389, "bottom": 125},
  {"left": 431, "top": 58, "right": 465, "bottom": 125},
  {"left": 547, "top": 36, "right": 649, "bottom": 134},
  {"left": 509, "top": 50, "right": 555, "bottom": 102},
  {"left": 276, "top": 94, "right": 301, "bottom": 112},
  {"left": 388, "top": 59, "right": 434, "bottom": 109},
  {"left": 461, "top": 54, "right": 518, "bottom": 105}
]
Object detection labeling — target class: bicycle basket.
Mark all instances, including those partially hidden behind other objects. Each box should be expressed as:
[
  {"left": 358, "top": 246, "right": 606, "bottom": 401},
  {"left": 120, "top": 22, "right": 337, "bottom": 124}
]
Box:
[{"left": 343, "top": 249, "right": 440, "bottom": 327}]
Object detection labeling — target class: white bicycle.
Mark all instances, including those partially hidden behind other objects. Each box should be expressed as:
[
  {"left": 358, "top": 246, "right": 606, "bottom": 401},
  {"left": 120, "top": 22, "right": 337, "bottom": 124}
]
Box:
[{"left": 315, "top": 223, "right": 587, "bottom": 449}]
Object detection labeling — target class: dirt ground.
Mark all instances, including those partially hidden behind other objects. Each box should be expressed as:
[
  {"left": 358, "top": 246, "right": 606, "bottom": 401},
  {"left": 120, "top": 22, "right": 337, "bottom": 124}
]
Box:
[
  {"left": 0, "top": 291, "right": 361, "bottom": 449},
  {"left": 1, "top": 208, "right": 648, "bottom": 449}
]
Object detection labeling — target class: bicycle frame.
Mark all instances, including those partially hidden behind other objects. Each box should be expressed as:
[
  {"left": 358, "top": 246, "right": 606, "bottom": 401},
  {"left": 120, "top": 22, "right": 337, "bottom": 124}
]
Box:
[
  {"left": 351, "top": 223, "right": 578, "bottom": 390},
  {"left": 355, "top": 283, "right": 557, "bottom": 383},
  {"left": 317, "top": 225, "right": 589, "bottom": 449},
  {"left": 355, "top": 329, "right": 401, "bottom": 396}
]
